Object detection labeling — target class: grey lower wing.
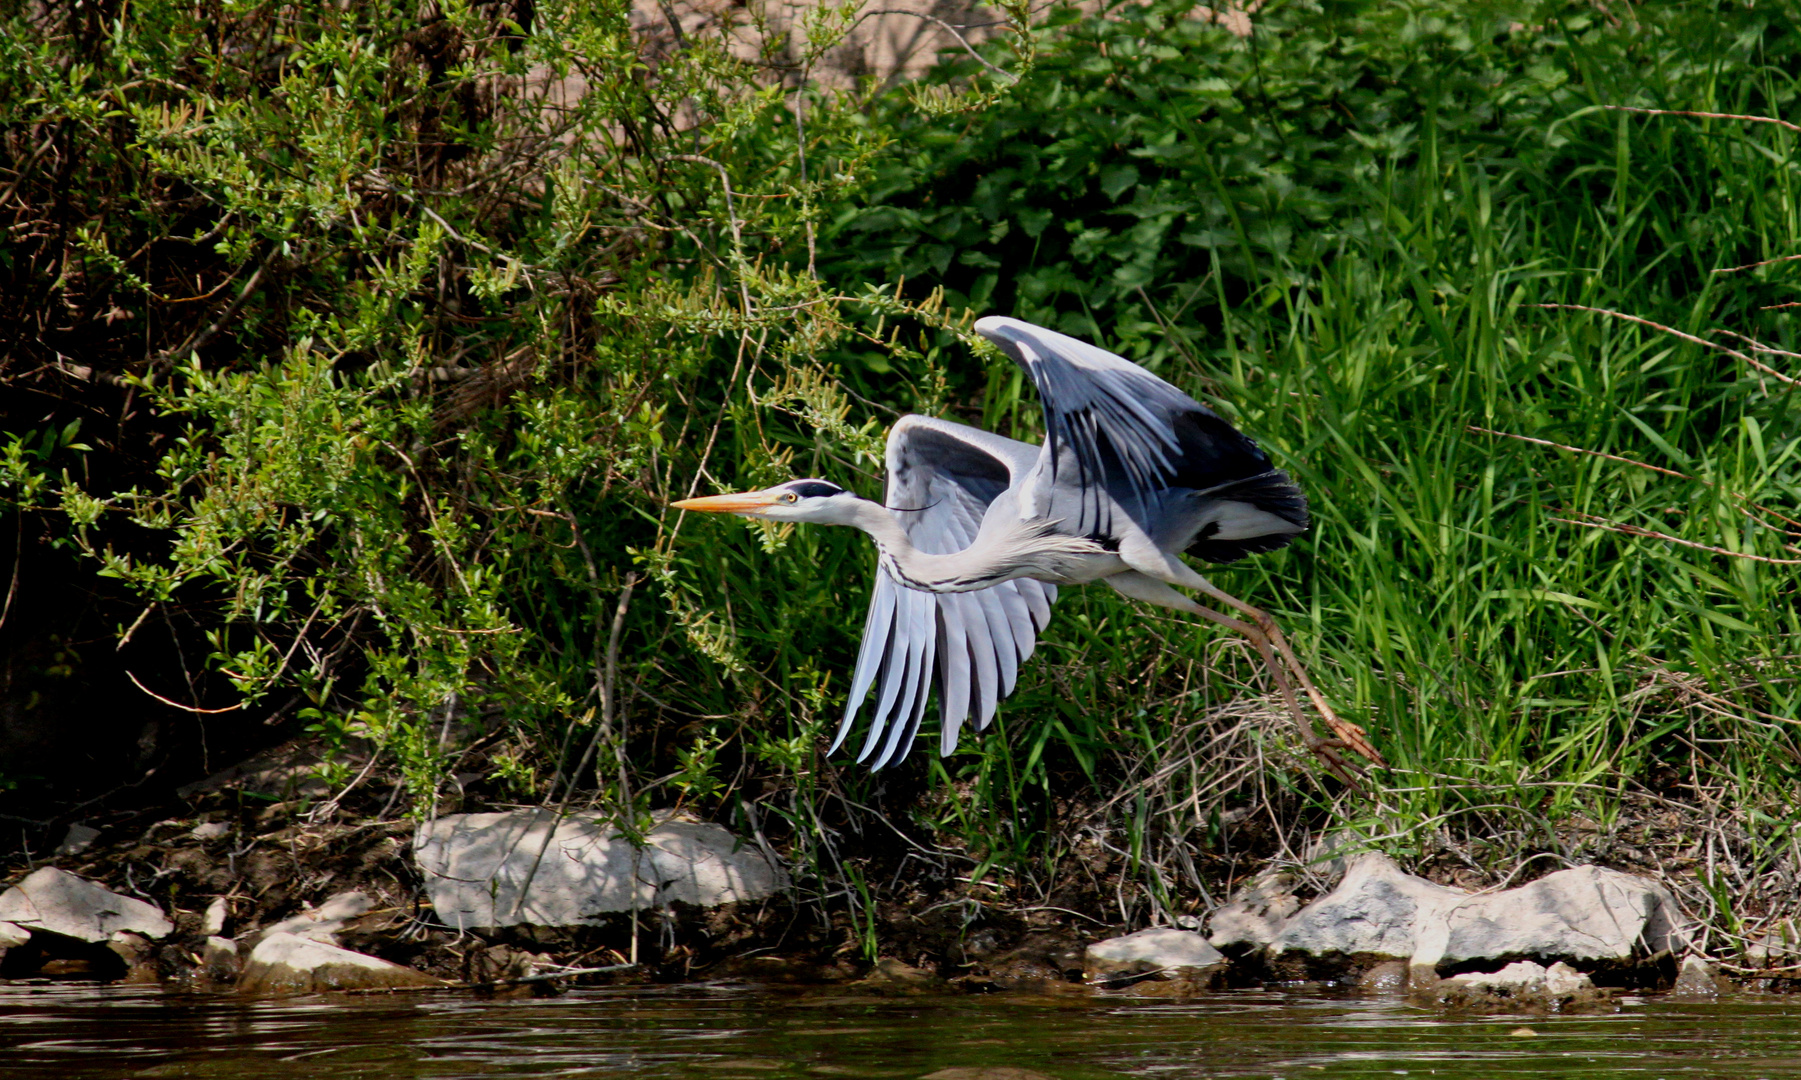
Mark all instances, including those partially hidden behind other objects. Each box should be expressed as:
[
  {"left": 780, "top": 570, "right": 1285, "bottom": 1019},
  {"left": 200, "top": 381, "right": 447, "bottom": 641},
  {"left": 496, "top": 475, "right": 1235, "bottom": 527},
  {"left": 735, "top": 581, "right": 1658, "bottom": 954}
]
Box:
[
  {"left": 829, "top": 415, "right": 1059, "bottom": 767},
  {"left": 830, "top": 571, "right": 1058, "bottom": 768}
]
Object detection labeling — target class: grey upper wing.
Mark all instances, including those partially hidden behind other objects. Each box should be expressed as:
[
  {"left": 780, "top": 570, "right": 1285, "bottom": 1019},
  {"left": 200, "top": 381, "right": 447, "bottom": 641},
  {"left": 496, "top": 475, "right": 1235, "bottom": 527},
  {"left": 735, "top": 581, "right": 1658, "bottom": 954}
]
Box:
[
  {"left": 829, "top": 416, "right": 1059, "bottom": 769},
  {"left": 972, "top": 316, "right": 1289, "bottom": 540}
]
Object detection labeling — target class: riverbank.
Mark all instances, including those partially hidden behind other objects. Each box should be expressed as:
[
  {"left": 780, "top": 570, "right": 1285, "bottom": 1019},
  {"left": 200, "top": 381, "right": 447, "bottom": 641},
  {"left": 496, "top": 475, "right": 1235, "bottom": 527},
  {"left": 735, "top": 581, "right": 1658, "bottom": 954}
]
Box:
[{"left": 3, "top": 735, "right": 1795, "bottom": 1003}]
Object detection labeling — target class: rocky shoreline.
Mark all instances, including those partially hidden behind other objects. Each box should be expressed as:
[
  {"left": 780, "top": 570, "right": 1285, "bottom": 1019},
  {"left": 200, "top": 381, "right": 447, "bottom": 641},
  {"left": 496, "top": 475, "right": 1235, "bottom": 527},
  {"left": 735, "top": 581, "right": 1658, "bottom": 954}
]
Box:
[{"left": 1, "top": 768, "right": 1792, "bottom": 1012}]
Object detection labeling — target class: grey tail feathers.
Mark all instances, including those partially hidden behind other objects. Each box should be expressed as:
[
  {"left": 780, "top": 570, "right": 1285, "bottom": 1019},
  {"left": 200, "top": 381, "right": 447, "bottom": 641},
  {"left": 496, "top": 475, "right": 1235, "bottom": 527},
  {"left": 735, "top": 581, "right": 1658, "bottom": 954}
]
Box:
[{"left": 1184, "top": 469, "right": 1309, "bottom": 565}]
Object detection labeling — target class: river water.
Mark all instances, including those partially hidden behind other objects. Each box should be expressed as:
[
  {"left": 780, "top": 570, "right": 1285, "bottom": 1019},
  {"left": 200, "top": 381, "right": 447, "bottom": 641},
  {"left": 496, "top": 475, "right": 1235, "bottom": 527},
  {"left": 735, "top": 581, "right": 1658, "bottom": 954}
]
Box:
[{"left": 3, "top": 980, "right": 1798, "bottom": 1079}]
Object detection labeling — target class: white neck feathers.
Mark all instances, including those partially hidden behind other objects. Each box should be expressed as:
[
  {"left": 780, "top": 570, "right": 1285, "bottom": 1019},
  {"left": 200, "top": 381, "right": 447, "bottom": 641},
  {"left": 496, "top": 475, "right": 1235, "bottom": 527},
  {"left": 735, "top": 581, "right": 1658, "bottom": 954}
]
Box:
[{"left": 840, "top": 497, "right": 1101, "bottom": 592}]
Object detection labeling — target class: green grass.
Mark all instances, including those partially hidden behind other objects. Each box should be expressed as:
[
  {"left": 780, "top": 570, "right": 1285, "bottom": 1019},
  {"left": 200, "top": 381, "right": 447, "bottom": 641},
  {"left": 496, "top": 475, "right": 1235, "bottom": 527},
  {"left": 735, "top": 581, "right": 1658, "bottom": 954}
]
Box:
[{"left": 801, "top": 0, "right": 1801, "bottom": 936}]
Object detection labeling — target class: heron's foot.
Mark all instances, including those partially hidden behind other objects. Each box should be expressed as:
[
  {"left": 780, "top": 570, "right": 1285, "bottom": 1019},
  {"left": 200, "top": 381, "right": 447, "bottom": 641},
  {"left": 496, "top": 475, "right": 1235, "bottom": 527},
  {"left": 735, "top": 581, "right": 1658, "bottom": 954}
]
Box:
[
  {"left": 1302, "top": 734, "right": 1366, "bottom": 790},
  {"left": 1321, "top": 715, "right": 1388, "bottom": 770}
]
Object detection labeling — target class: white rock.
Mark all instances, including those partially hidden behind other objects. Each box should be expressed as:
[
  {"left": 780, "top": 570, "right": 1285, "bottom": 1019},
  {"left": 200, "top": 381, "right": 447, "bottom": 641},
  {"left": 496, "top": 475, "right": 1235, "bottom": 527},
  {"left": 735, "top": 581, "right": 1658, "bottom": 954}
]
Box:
[
  {"left": 1453, "top": 960, "right": 1583, "bottom": 992},
  {"left": 1266, "top": 854, "right": 1687, "bottom": 973},
  {"left": 1746, "top": 920, "right": 1798, "bottom": 967},
  {"left": 262, "top": 891, "right": 374, "bottom": 942},
  {"left": 1086, "top": 928, "right": 1224, "bottom": 981},
  {"left": 55, "top": 824, "right": 100, "bottom": 856},
  {"left": 1207, "top": 870, "right": 1301, "bottom": 951},
  {"left": 1269, "top": 853, "right": 1463, "bottom": 960},
  {"left": 191, "top": 821, "right": 231, "bottom": 840},
  {"left": 1544, "top": 960, "right": 1594, "bottom": 995},
  {"left": 238, "top": 932, "right": 445, "bottom": 995},
  {"left": 1671, "top": 954, "right": 1722, "bottom": 997},
  {"left": 1433, "top": 960, "right": 1607, "bottom": 1010},
  {"left": 1432, "top": 865, "right": 1688, "bottom": 966},
  {"left": 0, "top": 922, "right": 25, "bottom": 976},
  {"left": 203, "top": 896, "right": 230, "bottom": 937},
  {"left": 0, "top": 868, "right": 173, "bottom": 942},
  {"left": 415, "top": 810, "right": 789, "bottom": 930}
]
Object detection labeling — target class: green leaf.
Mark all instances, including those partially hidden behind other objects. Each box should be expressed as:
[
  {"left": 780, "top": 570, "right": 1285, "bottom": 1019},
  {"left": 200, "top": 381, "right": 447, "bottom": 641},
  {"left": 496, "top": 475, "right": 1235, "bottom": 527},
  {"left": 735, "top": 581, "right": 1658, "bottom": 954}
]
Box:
[{"left": 1100, "top": 164, "right": 1139, "bottom": 201}]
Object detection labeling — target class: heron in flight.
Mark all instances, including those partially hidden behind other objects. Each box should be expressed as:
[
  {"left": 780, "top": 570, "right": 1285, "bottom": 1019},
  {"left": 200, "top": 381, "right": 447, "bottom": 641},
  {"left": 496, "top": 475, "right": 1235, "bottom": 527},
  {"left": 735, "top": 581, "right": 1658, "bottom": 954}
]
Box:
[{"left": 672, "top": 317, "right": 1384, "bottom": 783}]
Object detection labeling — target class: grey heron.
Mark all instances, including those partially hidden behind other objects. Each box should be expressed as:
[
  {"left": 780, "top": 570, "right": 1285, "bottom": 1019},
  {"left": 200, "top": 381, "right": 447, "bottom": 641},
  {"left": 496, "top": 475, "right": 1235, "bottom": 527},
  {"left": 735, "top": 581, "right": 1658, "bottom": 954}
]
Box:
[{"left": 673, "top": 317, "right": 1384, "bottom": 783}]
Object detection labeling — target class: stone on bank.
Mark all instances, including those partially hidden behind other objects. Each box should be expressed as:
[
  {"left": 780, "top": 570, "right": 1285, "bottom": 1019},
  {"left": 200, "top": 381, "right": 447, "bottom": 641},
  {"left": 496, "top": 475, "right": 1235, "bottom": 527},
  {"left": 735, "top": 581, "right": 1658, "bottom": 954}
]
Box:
[
  {"left": 238, "top": 932, "right": 448, "bottom": 996},
  {"left": 0, "top": 919, "right": 30, "bottom": 965},
  {"left": 262, "top": 890, "right": 375, "bottom": 942},
  {"left": 1085, "top": 928, "right": 1225, "bottom": 985},
  {"left": 1210, "top": 852, "right": 1688, "bottom": 986},
  {"left": 414, "top": 809, "right": 788, "bottom": 929},
  {"left": 0, "top": 867, "right": 174, "bottom": 943},
  {"left": 0, "top": 868, "right": 175, "bottom": 981},
  {"left": 1426, "top": 960, "right": 1611, "bottom": 1011}
]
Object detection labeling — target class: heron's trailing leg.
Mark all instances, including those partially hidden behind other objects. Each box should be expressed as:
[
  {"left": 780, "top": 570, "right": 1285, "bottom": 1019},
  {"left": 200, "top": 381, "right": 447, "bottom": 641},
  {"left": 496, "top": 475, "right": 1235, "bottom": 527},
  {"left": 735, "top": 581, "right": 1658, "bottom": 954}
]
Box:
[
  {"left": 1179, "top": 575, "right": 1385, "bottom": 769},
  {"left": 1107, "top": 569, "right": 1383, "bottom": 785}
]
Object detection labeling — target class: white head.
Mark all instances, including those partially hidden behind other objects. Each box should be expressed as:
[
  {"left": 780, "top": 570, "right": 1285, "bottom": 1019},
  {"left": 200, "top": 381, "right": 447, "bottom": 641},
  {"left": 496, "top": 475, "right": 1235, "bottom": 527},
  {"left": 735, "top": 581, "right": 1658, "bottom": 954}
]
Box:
[{"left": 671, "top": 478, "right": 867, "bottom": 525}]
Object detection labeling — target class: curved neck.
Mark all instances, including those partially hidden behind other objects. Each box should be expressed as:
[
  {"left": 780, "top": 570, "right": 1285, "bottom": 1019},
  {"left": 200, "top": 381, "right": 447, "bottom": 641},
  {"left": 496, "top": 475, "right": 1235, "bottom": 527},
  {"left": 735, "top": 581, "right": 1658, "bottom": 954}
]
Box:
[
  {"left": 838, "top": 496, "right": 1093, "bottom": 593},
  {"left": 838, "top": 496, "right": 909, "bottom": 548},
  {"left": 833, "top": 497, "right": 980, "bottom": 592}
]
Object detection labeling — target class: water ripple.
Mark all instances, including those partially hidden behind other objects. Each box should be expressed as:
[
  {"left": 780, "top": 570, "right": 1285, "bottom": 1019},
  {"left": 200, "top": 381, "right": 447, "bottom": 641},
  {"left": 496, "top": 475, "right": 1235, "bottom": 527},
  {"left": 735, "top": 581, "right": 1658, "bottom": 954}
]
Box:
[{"left": 2, "top": 980, "right": 1799, "bottom": 1079}]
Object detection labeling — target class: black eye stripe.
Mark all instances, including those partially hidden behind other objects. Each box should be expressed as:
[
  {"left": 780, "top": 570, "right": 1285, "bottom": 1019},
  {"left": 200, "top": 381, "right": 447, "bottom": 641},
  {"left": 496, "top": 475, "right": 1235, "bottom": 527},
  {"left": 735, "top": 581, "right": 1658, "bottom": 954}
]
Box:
[{"left": 787, "top": 481, "right": 843, "bottom": 499}]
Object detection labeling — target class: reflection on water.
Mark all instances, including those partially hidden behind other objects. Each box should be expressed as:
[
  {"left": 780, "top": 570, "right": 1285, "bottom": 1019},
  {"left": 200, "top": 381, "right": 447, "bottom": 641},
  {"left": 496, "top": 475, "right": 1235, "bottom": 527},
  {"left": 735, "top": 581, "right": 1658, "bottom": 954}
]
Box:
[{"left": 2, "top": 979, "right": 1798, "bottom": 1079}]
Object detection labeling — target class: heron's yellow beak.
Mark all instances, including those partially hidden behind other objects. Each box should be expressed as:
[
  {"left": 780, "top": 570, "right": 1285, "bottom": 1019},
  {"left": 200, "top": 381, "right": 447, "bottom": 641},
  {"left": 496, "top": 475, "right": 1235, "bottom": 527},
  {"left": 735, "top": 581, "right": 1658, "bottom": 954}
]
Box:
[{"left": 670, "top": 490, "right": 783, "bottom": 515}]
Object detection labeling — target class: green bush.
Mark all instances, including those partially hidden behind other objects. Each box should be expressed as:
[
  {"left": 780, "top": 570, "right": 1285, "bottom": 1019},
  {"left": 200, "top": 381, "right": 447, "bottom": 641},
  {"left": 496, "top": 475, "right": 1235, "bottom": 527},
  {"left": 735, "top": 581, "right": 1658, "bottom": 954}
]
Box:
[{"left": 0, "top": 0, "right": 968, "bottom": 836}]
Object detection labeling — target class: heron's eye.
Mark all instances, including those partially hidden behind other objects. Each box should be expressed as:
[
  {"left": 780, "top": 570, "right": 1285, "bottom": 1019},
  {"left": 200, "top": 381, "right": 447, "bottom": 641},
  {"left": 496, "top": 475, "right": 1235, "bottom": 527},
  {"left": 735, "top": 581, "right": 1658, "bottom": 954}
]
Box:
[{"left": 783, "top": 493, "right": 798, "bottom": 503}]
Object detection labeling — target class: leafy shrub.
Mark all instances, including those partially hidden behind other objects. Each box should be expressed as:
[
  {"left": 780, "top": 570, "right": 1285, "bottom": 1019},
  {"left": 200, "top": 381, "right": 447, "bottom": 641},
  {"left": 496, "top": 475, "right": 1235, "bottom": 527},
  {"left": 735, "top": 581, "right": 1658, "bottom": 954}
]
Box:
[{"left": 0, "top": 0, "right": 959, "bottom": 832}]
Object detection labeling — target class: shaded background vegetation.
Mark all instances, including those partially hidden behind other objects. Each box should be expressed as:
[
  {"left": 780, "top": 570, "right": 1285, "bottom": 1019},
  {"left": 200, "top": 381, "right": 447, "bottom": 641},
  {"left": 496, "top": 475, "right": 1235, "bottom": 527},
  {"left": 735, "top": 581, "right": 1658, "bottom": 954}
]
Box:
[{"left": 3, "top": 0, "right": 1799, "bottom": 957}]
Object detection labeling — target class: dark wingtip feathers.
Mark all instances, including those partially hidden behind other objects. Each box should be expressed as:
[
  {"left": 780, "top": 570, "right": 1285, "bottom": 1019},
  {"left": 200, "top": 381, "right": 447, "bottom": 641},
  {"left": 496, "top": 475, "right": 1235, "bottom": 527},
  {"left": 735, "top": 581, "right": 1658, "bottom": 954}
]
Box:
[{"left": 1185, "top": 469, "right": 1309, "bottom": 564}]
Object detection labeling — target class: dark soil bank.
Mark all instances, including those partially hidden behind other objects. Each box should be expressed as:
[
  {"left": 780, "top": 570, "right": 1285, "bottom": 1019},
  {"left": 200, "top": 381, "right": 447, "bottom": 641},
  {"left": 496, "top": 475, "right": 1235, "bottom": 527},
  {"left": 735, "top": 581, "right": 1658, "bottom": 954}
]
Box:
[{"left": 4, "top": 738, "right": 1799, "bottom": 1003}]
